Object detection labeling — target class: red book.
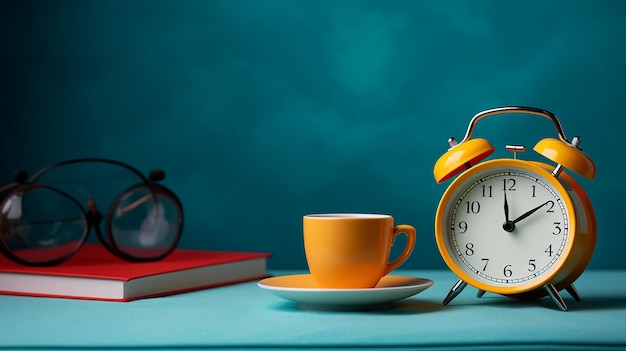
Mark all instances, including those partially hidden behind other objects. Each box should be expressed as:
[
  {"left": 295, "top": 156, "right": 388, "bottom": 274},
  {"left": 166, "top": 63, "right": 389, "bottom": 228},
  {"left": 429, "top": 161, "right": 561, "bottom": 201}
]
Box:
[{"left": 0, "top": 244, "right": 271, "bottom": 301}]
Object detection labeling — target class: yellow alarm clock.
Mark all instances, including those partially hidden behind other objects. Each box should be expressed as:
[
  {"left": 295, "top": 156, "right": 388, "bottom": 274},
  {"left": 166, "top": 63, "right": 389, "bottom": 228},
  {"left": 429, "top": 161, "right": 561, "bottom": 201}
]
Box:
[{"left": 433, "top": 106, "right": 596, "bottom": 311}]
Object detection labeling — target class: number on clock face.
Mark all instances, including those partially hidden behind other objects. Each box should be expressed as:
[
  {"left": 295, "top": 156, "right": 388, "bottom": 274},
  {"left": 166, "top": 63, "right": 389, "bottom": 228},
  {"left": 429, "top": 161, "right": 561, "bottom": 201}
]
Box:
[{"left": 447, "top": 169, "right": 569, "bottom": 285}]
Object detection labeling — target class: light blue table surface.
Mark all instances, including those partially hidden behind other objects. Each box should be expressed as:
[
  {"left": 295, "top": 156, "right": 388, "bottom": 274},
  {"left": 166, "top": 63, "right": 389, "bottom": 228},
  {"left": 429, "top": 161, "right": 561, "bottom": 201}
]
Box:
[{"left": 1, "top": 270, "right": 625, "bottom": 350}]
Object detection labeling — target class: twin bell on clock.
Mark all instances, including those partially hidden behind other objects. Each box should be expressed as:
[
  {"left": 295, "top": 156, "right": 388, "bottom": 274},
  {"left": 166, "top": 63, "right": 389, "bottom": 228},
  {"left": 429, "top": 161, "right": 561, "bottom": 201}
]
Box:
[{"left": 433, "top": 106, "right": 596, "bottom": 311}]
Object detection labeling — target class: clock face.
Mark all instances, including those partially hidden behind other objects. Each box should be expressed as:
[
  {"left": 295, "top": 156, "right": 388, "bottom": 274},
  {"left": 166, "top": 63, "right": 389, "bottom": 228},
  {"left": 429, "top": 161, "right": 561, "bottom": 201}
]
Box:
[{"left": 438, "top": 161, "right": 573, "bottom": 290}]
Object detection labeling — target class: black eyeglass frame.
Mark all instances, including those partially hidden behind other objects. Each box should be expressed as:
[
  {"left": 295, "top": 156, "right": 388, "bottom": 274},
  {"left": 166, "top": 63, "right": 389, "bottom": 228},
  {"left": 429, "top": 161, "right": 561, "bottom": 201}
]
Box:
[{"left": 0, "top": 158, "right": 184, "bottom": 266}]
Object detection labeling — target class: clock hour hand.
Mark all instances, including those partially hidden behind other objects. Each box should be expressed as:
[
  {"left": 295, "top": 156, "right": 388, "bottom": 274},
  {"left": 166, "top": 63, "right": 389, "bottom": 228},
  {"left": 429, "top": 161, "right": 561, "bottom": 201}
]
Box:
[
  {"left": 512, "top": 200, "right": 551, "bottom": 224},
  {"left": 502, "top": 190, "right": 516, "bottom": 232},
  {"left": 503, "top": 190, "right": 510, "bottom": 222}
]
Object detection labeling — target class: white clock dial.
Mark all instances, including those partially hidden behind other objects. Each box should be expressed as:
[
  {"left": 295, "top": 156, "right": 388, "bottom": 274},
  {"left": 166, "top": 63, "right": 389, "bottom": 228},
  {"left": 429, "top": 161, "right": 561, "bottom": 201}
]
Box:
[{"left": 444, "top": 166, "right": 569, "bottom": 287}]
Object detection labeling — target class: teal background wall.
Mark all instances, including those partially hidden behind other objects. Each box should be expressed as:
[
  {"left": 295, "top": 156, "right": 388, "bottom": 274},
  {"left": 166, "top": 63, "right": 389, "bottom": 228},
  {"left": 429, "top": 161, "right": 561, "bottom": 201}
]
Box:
[{"left": 1, "top": 0, "right": 624, "bottom": 270}]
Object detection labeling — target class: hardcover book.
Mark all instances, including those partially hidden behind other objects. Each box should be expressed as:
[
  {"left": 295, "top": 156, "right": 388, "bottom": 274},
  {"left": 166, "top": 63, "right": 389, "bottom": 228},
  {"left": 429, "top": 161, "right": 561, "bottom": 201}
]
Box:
[{"left": 0, "top": 244, "right": 271, "bottom": 301}]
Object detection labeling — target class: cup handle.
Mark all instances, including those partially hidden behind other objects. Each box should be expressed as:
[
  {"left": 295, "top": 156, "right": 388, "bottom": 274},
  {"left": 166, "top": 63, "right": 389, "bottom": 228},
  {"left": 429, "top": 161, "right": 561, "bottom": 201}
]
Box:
[{"left": 383, "top": 224, "right": 416, "bottom": 276}]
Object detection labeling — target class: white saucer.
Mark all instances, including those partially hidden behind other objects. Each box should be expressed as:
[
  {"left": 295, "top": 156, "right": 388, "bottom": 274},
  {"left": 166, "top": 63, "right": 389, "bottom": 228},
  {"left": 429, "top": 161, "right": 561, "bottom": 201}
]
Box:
[{"left": 258, "top": 274, "right": 433, "bottom": 311}]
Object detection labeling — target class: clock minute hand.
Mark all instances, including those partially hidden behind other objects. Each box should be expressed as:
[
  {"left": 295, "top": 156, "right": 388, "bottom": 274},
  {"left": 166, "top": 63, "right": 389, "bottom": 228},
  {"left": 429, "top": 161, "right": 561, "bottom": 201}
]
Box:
[{"left": 512, "top": 201, "right": 551, "bottom": 224}]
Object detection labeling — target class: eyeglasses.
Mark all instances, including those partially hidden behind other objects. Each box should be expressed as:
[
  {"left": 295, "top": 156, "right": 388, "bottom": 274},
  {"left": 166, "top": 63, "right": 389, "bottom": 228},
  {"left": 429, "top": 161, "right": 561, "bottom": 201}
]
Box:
[{"left": 0, "top": 158, "right": 183, "bottom": 266}]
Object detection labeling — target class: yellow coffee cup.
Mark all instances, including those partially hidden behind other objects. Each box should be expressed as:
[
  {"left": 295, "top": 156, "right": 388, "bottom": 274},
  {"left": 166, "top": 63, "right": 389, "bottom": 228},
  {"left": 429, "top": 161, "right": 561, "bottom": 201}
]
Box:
[{"left": 303, "top": 213, "right": 416, "bottom": 289}]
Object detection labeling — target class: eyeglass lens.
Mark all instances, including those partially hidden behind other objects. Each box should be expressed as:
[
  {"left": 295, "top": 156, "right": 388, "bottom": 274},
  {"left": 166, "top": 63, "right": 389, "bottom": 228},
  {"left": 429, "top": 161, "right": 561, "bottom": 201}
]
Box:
[
  {"left": 109, "top": 185, "right": 181, "bottom": 259},
  {"left": 1, "top": 187, "right": 87, "bottom": 264}
]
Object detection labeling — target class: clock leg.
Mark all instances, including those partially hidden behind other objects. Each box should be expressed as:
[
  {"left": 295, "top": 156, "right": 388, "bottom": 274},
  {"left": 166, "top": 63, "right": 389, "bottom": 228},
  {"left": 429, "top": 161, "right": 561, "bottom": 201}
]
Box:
[
  {"left": 477, "top": 290, "right": 486, "bottom": 298},
  {"left": 443, "top": 279, "right": 468, "bottom": 305},
  {"left": 544, "top": 284, "right": 568, "bottom": 311},
  {"left": 565, "top": 284, "right": 582, "bottom": 302}
]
